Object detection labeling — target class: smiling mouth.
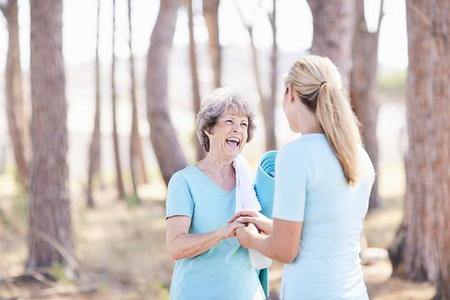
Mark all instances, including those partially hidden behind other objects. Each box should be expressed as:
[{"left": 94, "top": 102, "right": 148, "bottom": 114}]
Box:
[{"left": 226, "top": 138, "right": 241, "bottom": 148}]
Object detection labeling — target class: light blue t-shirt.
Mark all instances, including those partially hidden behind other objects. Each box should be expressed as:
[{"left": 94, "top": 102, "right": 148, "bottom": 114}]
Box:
[
  {"left": 273, "top": 134, "right": 374, "bottom": 300},
  {"left": 166, "top": 165, "right": 264, "bottom": 300}
]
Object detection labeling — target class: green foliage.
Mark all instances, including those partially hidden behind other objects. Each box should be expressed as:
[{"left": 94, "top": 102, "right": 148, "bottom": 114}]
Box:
[
  {"left": 150, "top": 281, "right": 169, "bottom": 300},
  {"left": 12, "top": 167, "right": 27, "bottom": 194},
  {"left": 0, "top": 174, "right": 28, "bottom": 230},
  {"left": 48, "top": 263, "right": 75, "bottom": 284},
  {"left": 0, "top": 208, "right": 7, "bottom": 226},
  {"left": 126, "top": 193, "right": 141, "bottom": 208},
  {"left": 378, "top": 70, "right": 406, "bottom": 96},
  {"left": 13, "top": 179, "right": 28, "bottom": 221}
]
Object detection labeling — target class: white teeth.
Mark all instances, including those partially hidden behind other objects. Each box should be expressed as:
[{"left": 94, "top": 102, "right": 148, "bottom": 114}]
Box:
[
  {"left": 227, "top": 137, "right": 240, "bottom": 143},
  {"left": 226, "top": 138, "right": 240, "bottom": 148}
]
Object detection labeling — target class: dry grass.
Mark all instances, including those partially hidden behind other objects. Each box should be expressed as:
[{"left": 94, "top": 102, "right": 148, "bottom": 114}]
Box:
[{"left": 0, "top": 170, "right": 435, "bottom": 299}]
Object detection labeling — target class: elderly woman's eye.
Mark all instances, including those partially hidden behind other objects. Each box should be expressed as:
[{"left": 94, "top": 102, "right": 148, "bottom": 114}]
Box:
[
  {"left": 225, "top": 119, "right": 233, "bottom": 124},
  {"left": 241, "top": 123, "right": 248, "bottom": 128}
]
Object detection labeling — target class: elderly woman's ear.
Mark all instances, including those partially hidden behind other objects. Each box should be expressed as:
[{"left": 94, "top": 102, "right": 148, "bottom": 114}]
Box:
[{"left": 204, "top": 128, "right": 213, "bottom": 137}]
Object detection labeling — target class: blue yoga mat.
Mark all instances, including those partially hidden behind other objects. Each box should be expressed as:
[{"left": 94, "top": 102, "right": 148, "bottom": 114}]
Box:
[{"left": 254, "top": 150, "right": 277, "bottom": 298}]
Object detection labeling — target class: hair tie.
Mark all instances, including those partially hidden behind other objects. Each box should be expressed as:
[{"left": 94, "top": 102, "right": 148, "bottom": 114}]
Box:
[{"left": 320, "top": 81, "right": 327, "bottom": 87}]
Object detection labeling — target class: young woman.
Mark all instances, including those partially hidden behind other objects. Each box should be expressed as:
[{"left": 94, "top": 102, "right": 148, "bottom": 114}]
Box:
[{"left": 231, "top": 55, "right": 375, "bottom": 299}]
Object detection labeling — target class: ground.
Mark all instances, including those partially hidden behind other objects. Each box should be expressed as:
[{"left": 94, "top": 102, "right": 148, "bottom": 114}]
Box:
[{"left": 0, "top": 173, "right": 435, "bottom": 300}]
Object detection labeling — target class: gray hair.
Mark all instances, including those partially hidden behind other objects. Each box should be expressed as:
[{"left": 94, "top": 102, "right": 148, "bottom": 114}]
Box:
[{"left": 196, "top": 88, "right": 256, "bottom": 152}]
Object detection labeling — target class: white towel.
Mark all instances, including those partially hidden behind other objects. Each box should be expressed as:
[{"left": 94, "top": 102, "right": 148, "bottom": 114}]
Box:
[{"left": 233, "top": 155, "right": 272, "bottom": 270}]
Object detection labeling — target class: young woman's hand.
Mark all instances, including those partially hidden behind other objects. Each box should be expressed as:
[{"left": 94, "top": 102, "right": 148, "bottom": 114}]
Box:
[
  {"left": 235, "top": 223, "right": 260, "bottom": 249},
  {"left": 229, "top": 210, "right": 273, "bottom": 235}
]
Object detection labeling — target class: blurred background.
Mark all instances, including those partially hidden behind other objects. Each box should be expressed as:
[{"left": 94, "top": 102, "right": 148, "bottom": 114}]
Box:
[{"left": 0, "top": 0, "right": 449, "bottom": 299}]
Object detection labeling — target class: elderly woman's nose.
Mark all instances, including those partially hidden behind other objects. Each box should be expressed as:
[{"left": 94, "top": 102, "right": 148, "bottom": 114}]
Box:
[{"left": 232, "top": 123, "right": 241, "bottom": 133}]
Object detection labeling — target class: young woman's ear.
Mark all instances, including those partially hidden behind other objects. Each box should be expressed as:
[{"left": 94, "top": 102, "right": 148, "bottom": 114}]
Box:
[{"left": 285, "top": 84, "right": 294, "bottom": 102}]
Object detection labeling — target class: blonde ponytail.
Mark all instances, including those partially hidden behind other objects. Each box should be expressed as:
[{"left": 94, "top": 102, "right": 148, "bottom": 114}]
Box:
[
  {"left": 285, "top": 55, "right": 362, "bottom": 185},
  {"left": 316, "top": 83, "right": 361, "bottom": 185}
]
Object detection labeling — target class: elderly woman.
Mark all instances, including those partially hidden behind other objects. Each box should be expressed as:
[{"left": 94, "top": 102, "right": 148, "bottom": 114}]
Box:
[{"left": 165, "top": 88, "right": 265, "bottom": 300}]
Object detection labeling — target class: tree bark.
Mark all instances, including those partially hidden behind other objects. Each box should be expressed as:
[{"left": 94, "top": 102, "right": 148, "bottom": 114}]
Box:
[
  {"left": 390, "top": 1, "right": 450, "bottom": 297},
  {"left": 392, "top": 0, "right": 434, "bottom": 282},
  {"left": 233, "top": 1, "right": 277, "bottom": 151},
  {"left": 187, "top": 0, "right": 205, "bottom": 160},
  {"left": 267, "top": 0, "right": 278, "bottom": 151},
  {"left": 128, "top": 0, "right": 147, "bottom": 202},
  {"left": 388, "top": 220, "right": 407, "bottom": 275},
  {"left": 428, "top": 2, "right": 450, "bottom": 295},
  {"left": 350, "top": 0, "right": 383, "bottom": 210},
  {"left": 306, "top": 0, "right": 355, "bottom": 89},
  {"left": 146, "top": 0, "right": 187, "bottom": 185},
  {"left": 86, "top": 0, "right": 102, "bottom": 208},
  {"left": 111, "top": 0, "right": 126, "bottom": 199},
  {"left": 202, "top": 0, "right": 221, "bottom": 88},
  {"left": 27, "top": 0, "right": 74, "bottom": 272},
  {"left": 3, "top": 0, "right": 29, "bottom": 184}
]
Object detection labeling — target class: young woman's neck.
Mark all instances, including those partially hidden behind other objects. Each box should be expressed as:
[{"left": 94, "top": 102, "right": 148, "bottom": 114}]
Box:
[{"left": 301, "top": 124, "right": 323, "bottom": 135}]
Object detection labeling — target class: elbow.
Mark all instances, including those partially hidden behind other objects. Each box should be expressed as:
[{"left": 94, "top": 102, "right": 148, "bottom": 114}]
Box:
[
  {"left": 168, "top": 247, "right": 185, "bottom": 261},
  {"left": 167, "top": 245, "right": 177, "bottom": 260},
  {"left": 275, "top": 247, "right": 299, "bottom": 264},
  {"left": 170, "top": 252, "right": 184, "bottom": 261},
  {"left": 166, "top": 241, "right": 184, "bottom": 261},
  {"left": 277, "top": 253, "right": 296, "bottom": 264}
]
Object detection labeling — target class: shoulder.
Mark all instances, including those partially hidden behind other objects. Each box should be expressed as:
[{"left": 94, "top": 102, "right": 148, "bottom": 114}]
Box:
[
  {"left": 168, "top": 166, "right": 196, "bottom": 187},
  {"left": 278, "top": 135, "right": 316, "bottom": 163},
  {"left": 276, "top": 138, "right": 315, "bottom": 179}
]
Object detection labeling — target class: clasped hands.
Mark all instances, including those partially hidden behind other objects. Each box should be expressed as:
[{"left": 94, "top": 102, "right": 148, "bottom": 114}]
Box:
[{"left": 222, "top": 211, "right": 273, "bottom": 249}]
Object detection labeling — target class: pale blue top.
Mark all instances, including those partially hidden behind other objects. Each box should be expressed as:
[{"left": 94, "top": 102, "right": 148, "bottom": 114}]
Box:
[
  {"left": 272, "top": 134, "right": 374, "bottom": 300},
  {"left": 166, "top": 165, "right": 264, "bottom": 300}
]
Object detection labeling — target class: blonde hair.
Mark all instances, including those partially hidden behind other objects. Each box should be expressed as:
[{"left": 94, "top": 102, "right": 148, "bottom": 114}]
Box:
[
  {"left": 196, "top": 88, "right": 256, "bottom": 152},
  {"left": 285, "top": 55, "right": 362, "bottom": 185}
]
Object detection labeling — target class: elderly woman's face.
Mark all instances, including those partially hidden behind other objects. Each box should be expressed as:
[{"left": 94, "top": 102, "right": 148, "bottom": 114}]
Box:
[{"left": 207, "top": 110, "right": 249, "bottom": 159}]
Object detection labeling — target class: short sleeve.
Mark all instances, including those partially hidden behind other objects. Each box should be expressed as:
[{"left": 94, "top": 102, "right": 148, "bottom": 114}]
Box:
[
  {"left": 272, "top": 142, "right": 310, "bottom": 222},
  {"left": 166, "top": 172, "right": 194, "bottom": 218}
]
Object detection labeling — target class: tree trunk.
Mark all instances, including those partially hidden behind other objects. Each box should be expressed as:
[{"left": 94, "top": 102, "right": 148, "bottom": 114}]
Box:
[
  {"left": 249, "top": 28, "right": 276, "bottom": 150},
  {"left": 128, "top": 0, "right": 148, "bottom": 185},
  {"left": 428, "top": 2, "right": 450, "bottom": 295},
  {"left": 127, "top": 0, "right": 147, "bottom": 202},
  {"left": 146, "top": 0, "right": 187, "bottom": 185},
  {"left": 306, "top": 0, "right": 355, "bottom": 89},
  {"left": 87, "top": 0, "right": 102, "bottom": 208},
  {"left": 27, "top": 0, "right": 74, "bottom": 273},
  {"left": 392, "top": 0, "right": 434, "bottom": 282},
  {"left": 202, "top": 0, "right": 221, "bottom": 88},
  {"left": 350, "top": 0, "right": 382, "bottom": 210},
  {"left": 188, "top": 0, "right": 205, "bottom": 160},
  {"left": 391, "top": 1, "right": 450, "bottom": 297},
  {"left": 267, "top": 0, "right": 278, "bottom": 151},
  {"left": 233, "top": 2, "right": 277, "bottom": 151},
  {"left": 388, "top": 220, "right": 407, "bottom": 275},
  {"left": 2, "top": 0, "right": 29, "bottom": 184},
  {"left": 111, "top": 0, "right": 126, "bottom": 199}
]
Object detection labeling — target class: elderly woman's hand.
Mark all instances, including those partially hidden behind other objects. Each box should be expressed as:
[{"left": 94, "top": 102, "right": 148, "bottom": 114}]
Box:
[
  {"left": 236, "top": 223, "right": 260, "bottom": 249},
  {"left": 219, "top": 220, "right": 246, "bottom": 240},
  {"left": 229, "top": 210, "right": 273, "bottom": 235}
]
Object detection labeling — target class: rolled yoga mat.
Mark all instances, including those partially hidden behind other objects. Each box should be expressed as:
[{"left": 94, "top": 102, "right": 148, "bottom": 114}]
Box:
[{"left": 254, "top": 150, "right": 277, "bottom": 298}]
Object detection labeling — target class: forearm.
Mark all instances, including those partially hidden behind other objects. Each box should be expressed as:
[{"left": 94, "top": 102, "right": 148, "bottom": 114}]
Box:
[
  {"left": 252, "top": 233, "right": 298, "bottom": 264},
  {"left": 252, "top": 234, "right": 276, "bottom": 259},
  {"left": 168, "top": 229, "right": 224, "bottom": 260}
]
